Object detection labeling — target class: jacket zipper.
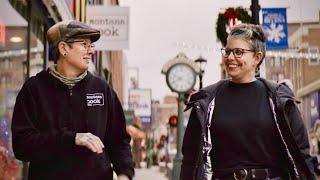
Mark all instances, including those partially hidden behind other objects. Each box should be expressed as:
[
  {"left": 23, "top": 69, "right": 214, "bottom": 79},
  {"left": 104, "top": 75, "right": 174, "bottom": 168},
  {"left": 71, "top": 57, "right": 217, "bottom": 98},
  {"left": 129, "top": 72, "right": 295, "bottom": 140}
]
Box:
[
  {"left": 193, "top": 102, "right": 203, "bottom": 179},
  {"left": 269, "top": 98, "right": 299, "bottom": 179},
  {"left": 69, "top": 88, "right": 73, "bottom": 130},
  {"left": 192, "top": 99, "right": 215, "bottom": 180}
]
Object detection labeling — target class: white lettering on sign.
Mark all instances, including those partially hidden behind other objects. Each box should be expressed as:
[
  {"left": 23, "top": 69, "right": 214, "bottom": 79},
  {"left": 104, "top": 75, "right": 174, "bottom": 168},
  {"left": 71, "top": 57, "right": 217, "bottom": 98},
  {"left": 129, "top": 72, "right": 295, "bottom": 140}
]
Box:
[{"left": 86, "top": 93, "right": 104, "bottom": 106}]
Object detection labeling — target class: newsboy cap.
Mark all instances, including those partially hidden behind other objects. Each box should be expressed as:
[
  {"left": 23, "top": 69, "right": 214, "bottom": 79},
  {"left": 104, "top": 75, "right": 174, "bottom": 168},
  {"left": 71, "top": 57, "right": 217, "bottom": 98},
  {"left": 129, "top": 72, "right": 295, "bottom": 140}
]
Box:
[{"left": 47, "top": 20, "right": 100, "bottom": 46}]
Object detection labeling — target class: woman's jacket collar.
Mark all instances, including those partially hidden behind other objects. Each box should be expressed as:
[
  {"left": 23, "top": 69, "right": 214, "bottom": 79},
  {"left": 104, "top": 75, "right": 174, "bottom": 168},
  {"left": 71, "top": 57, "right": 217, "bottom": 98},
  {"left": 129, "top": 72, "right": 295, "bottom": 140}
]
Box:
[{"left": 185, "top": 78, "right": 298, "bottom": 112}]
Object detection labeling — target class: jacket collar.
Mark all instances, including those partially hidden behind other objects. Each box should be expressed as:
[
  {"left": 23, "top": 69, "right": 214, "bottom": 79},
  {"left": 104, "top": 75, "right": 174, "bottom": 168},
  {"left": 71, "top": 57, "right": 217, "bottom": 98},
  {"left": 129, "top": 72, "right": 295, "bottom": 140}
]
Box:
[
  {"left": 258, "top": 78, "right": 298, "bottom": 103},
  {"left": 185, "top": 78, "right": 297, "bottom": 111},
  {"left": 36, "top": 69, "right": 93, "bottom": 90},
  {"left": 185, "top": 79, "right": 228, "bottom": 111}
]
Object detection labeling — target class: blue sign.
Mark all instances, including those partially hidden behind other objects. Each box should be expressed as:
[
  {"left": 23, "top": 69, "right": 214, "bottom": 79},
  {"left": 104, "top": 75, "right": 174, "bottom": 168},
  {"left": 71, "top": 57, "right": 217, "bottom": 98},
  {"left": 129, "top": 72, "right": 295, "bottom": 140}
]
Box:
[
  {"left": 262, "top": 8, "right": 288, "bottom": 49},
  {"left": 140, "top": 116, "right": 151, "bottom": 124}
]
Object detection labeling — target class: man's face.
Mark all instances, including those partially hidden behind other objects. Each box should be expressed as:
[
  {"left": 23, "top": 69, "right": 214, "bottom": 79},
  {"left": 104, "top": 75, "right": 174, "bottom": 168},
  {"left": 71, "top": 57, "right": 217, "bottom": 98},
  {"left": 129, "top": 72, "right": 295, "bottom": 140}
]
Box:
[{"left": 64, "top": 38, "right": 94, "bottom": 72}]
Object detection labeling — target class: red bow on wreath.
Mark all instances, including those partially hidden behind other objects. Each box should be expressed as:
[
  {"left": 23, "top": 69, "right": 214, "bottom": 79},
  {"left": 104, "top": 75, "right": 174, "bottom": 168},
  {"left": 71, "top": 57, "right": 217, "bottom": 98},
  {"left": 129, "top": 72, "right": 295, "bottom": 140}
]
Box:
[{"left": 224, "top": 8, "right": 240, "bottom": 26}]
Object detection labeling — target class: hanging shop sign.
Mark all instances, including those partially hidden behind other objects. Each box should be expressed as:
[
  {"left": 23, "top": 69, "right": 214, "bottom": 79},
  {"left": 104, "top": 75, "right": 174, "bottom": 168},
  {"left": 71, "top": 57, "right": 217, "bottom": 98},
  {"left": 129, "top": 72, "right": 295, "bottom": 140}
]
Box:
[
  {"left": 262, "top": 8, "right": 288, "bottom": 49},
  {"left": 87, "top": 6, "right": 129, "bottom": 50},
  {"left": 128, "top": 89, "right": 152, "bottom": 124}
]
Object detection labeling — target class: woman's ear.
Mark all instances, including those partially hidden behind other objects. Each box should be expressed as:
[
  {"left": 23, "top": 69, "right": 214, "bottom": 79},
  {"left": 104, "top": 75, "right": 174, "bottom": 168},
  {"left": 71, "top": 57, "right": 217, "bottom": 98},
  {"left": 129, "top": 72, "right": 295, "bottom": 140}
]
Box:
[
  {"left": 255, "top": 52, "right": 263, "bottom": 65},
  {"left": 58, "top": 42, "right": 67, "bottom": 56}
]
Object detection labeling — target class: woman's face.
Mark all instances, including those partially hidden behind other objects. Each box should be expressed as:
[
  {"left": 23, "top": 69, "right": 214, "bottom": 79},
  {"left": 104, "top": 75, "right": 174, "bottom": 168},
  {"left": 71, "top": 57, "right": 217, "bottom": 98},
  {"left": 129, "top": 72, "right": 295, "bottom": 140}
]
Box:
[
  {"left": 223, "top": 37, "right": 262, "bottom": 83},
  {"left": 61, "top": 38, "right": 94, "bottom": 73}
]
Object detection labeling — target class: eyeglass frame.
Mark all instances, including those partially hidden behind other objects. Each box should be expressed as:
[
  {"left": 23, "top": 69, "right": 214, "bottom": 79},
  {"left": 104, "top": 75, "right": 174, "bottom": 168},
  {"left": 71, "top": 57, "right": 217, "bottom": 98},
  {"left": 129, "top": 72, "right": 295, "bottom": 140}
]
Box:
[
  {"left": 66, "top": 40, "right": 95, "bottom": 50},
  {"left": 221, "top": 48, "right": 256, "bottom": 58}
]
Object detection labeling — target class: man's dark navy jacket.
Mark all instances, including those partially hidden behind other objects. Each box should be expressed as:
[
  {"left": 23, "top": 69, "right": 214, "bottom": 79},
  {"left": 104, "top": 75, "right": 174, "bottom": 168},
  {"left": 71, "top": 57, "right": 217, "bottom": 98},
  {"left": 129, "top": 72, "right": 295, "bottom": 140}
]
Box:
[{"left": 11, "top": 70, "right": 134, "bottom": 180}]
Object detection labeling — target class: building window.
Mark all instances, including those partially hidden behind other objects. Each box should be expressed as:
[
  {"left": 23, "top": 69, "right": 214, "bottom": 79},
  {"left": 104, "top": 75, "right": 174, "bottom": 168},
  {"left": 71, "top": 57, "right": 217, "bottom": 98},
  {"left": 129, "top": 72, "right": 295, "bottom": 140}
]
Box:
[
  {"left": 308, "top": 47, "right": 319, "bottom": 65},
  {"left": 274, "top": 56, "right": 282, "bottom": 67}
]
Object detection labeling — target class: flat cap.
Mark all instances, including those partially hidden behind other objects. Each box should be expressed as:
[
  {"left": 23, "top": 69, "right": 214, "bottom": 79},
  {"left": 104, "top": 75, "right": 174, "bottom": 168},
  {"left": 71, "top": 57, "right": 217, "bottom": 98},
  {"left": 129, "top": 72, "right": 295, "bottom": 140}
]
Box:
[{"left": 47, "top": 20, "right": 100, "bottom": 46}]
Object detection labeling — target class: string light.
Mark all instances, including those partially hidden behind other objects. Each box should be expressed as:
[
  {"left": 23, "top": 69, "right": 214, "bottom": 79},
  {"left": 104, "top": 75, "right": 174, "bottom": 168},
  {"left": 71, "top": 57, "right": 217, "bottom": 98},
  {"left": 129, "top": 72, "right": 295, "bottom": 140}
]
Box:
[
  {"left": 173, "top": 41, "right": 215, "bottom": 53},
  {"left": 173, "top": 42, "right": 319, "bottom": 60},
  {"left": 266, "top": 50, "right": 319, "bottom": 59},
  {"left": 0, "top": 47, "right": 42, "bottom": 58}
]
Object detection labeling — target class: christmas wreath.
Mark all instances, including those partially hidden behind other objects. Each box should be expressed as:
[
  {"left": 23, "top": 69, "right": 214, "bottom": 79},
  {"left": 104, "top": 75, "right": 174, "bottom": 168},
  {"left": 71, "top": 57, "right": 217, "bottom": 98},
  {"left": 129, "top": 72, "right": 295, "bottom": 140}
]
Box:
[{"left": 216, "top": 7, "right": 251, "bottom": 46}]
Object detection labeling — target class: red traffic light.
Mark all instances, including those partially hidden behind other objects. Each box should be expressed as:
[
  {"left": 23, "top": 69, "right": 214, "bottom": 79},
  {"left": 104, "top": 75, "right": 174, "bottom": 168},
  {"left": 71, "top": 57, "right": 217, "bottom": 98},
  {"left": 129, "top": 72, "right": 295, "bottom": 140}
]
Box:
[{"left": 169, "top": 115, "right": 177, "bottom": 127}]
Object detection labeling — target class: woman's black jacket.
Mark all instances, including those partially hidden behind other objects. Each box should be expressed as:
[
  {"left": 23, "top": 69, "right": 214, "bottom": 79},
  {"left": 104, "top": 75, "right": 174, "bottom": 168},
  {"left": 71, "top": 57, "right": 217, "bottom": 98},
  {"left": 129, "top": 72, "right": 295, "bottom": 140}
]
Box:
[
  {"left": 11, "top": 70, "right": 134, "bottom": 180},
  {"left": 180, "top": 79, "right": 316, "bottom": 180}
]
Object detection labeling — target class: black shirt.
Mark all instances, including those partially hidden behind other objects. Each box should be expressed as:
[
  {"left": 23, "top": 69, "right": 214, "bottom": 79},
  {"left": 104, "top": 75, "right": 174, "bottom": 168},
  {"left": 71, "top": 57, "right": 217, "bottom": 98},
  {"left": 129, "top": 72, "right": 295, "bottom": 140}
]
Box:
[{"left": 210, "top": 80, "right": 285, "bottom": 177}]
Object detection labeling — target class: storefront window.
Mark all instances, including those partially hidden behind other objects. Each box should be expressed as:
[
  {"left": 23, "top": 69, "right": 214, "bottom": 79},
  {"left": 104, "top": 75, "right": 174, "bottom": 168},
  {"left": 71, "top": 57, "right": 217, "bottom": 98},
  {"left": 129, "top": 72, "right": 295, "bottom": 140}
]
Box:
[{"left": 0, "top": 0, "right": 45, "bottom": 178}]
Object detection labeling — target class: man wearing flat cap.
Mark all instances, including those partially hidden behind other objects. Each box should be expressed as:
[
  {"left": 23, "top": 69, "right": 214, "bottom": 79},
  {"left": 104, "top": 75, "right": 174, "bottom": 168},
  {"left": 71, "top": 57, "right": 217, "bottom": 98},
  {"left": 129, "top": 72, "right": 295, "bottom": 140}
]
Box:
[{"left": 11, "top": 20, "right": 134, "bottom": 180}]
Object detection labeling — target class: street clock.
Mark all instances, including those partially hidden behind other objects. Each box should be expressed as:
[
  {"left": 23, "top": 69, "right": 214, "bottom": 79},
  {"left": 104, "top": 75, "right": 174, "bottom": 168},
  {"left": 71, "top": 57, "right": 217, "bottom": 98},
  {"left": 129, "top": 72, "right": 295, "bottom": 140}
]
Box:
[
  {"left": 162, "top": 52, "right": 200, "bottom": 93},
  {"left": 166, "top": 63, "right": 196, "bottom": 93}
]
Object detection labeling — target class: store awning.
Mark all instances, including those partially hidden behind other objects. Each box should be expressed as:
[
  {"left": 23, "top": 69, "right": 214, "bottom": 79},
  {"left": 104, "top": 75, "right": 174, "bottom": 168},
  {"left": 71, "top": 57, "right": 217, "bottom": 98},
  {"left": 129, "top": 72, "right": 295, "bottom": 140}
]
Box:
[{"left": 0, "top": 0, "right": 27, "bottom": 27}]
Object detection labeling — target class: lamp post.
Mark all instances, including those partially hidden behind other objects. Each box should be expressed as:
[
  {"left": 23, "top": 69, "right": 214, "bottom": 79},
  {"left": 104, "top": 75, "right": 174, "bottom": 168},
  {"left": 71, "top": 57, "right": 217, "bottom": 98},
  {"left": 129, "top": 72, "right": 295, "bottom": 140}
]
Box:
[
  {"left": 195, "top": 56, "right": 207, "bottom": 89},
  {"left": 250, "top": 0, "right": 261, "bottom": 78},
  {"left": 250, "top": 0, "right": 261, "bottom": 25}
]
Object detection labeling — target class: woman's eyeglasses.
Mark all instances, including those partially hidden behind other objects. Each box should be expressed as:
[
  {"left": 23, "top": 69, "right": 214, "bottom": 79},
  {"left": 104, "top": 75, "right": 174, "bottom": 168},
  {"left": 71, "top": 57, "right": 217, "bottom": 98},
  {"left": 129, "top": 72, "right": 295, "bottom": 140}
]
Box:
[{"left": 221, "top": 48, "right": 256, "bottom": 58}]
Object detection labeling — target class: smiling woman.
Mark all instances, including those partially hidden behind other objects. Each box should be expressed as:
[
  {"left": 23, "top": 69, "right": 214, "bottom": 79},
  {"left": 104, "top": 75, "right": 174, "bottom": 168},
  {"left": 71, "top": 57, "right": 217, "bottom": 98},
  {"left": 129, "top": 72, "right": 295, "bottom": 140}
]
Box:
[
  {"left": 181, "top": 23, "right": 317, "bottom": 180},
  {"left": 11, "top": 20, "right": 135, "bottom": 180}
]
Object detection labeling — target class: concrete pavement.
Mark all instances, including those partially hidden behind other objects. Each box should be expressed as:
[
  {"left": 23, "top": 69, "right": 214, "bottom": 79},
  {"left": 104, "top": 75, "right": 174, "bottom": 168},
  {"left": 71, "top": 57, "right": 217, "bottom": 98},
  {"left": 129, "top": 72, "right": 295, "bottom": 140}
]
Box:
[{"left": 133, "top": 166, "right": 169, "bottom": 180}]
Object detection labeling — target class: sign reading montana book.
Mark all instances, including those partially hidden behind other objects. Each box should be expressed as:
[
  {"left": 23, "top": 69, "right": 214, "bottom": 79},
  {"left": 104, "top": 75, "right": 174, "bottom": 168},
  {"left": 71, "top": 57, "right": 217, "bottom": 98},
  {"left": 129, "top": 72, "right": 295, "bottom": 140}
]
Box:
[
  {"left": 262, "top": 8, "right": 288, "bottom": 49},
  {"left": 87, "top": 6, "right": 129, "bottom": 50},
  {"left": 128, "top": 89, "right": 152, "bottom": 124}
]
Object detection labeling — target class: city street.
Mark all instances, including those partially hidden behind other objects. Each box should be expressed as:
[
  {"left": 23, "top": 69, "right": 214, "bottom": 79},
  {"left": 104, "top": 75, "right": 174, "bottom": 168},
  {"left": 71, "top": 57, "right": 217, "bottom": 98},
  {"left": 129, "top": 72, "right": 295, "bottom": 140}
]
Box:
[
  {"left": 0, "top": 0, "right": 320, "bottom": 179},
  {"left": 134, "top": 166, "right": 168, "bottom": 180}
]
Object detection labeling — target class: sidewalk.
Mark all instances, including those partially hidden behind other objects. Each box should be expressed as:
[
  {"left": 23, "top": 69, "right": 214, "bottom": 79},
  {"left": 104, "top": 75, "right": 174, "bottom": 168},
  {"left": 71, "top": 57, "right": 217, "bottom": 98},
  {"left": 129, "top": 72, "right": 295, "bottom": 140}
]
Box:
[{"left": 133, "top": 166, "right": 169, "bottom": 180}]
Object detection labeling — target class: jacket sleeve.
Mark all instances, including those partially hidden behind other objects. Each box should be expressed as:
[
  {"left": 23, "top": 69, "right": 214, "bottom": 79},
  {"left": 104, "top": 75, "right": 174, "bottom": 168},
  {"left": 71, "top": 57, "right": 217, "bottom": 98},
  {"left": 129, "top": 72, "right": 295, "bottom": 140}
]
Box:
[
  {"left": 181, "top": 108, "right": 201, "bottom": 180},
  {"left": 105, "top": 88, "right": 134, "bottom": 179},
  {"left": 11, "top": 82, "right": 77, "bottom": 162},
  {"left": 285, "top": 101, "right": 317, "bottom": 179}
]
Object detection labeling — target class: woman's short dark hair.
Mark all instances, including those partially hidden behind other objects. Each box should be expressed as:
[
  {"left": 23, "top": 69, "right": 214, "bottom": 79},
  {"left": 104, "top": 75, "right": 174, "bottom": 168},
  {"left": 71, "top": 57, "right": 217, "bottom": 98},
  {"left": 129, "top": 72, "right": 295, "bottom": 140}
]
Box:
[
  {"left": 51, "top": 41, "right": 73, "bottom": 63},
  {"left": 228, "top": 24, "right": 266, "bottom": 67}
]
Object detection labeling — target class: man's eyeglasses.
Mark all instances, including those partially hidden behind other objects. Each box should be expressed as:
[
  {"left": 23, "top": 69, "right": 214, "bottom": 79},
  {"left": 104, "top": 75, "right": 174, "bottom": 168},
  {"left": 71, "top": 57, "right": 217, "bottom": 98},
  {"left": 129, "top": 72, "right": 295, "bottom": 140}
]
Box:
[
  {"left": 71, "top": 40, "right": 95, "bottom": 50},
  {"left": 221, "top": 48, "right": 256, "bottom": 58}
]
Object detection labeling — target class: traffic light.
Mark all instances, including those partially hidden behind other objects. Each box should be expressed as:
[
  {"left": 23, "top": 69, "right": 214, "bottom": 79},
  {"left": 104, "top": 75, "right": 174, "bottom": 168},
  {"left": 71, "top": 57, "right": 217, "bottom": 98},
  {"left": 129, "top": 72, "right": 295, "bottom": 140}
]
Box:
[{"left": 169, "top": 115, "right": 177, "bottom": 127}]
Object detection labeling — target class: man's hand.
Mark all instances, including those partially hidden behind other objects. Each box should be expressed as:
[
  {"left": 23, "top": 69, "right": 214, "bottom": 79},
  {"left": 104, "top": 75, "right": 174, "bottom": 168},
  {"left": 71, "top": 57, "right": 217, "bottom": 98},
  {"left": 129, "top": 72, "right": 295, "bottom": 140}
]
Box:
[
  {"left": 117, "top": 174, "right": 130, "bottom": 180},
  {"left": 75, "top": 133, "right": 104, "bottom": 153}
]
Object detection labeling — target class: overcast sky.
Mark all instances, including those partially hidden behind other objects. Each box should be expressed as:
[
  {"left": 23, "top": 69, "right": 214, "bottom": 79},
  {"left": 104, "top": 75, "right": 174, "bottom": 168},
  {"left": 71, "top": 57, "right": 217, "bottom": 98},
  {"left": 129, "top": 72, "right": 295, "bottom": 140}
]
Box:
[{"left": 119, "top": 0, "right": 320, "bottom": 101}]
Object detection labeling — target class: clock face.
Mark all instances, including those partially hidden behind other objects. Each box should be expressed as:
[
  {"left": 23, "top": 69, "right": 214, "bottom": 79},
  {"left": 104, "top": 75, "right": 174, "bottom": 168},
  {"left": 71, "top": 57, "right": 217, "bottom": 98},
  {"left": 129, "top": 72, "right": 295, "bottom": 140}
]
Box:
[{"left": 167, "top": 63, "right": 196, "bottom": 93}]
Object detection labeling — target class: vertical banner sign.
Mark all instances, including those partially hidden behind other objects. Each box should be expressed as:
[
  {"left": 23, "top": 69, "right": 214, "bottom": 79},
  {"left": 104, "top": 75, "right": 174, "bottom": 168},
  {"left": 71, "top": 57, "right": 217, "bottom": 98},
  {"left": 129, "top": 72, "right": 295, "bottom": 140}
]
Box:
[
  {"left": 262, "top": 8, "right": 288, "bottom": 49},
  {"left": 0, "top": 23, "right": 5, "bottom": 46},
  {"left": 128, "top": 89, "right": 152, "bottom": 124},
  {"left": 87, "top": 6, "right": 129, "bottom": 50}
]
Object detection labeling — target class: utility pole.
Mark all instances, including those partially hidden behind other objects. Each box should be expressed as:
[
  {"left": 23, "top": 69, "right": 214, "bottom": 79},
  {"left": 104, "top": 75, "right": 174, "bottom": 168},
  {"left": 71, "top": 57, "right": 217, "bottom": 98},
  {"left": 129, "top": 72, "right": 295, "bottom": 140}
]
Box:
[
  {"left": 250, "top": 0, "right": 261, "bottom": 25},
  {"left": 251, "top": 0, "right": 261, "bottom": 77}
]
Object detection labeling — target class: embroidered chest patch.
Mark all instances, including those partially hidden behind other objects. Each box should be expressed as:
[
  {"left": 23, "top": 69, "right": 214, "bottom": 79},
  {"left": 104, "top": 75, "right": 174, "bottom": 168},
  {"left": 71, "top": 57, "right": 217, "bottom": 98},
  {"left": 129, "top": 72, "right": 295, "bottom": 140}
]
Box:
[{"left": 86, "top": 93, "right": 104, "bottom": 106}]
